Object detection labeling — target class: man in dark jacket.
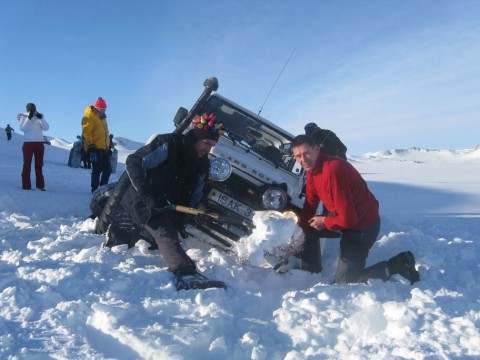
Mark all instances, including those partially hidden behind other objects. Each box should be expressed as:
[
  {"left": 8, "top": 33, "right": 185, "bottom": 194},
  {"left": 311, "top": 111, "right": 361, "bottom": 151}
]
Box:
[
  {"left": 291, "top": 135, "right": 420, "bottom": 285},
  {"left": 304, "top": 122, "right": 347, "bottom": 160},
  {"left": 103, "top": 113, "right": 226, "bottom": 291}
]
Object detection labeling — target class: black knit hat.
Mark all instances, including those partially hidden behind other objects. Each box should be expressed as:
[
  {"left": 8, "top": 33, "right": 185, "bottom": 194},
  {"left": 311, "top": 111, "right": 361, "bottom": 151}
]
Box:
[
  {"left": 304, "top": 122, "right": 318, "bottom": 135},
  {"left": 26, "top": 103, "right": 36, "bottom": 112}
]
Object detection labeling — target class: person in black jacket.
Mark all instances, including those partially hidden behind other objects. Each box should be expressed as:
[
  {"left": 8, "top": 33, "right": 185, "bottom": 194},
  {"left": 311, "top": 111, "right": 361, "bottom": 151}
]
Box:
[
  {"left": 304, "top": 122, "right": 347, "bottom": 160},
  {"left": 103, "top": 113, "right": 226, "bottom": 291},
  {"left": 5, "top": 124, "right": 14, "bottom": 140}
]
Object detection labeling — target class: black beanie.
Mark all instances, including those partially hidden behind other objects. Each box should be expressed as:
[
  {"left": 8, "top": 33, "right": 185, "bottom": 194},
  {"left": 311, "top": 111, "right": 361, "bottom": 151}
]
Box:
[
  {"left": 26, "top": 103, "right": 36, "bottom": 112},
  {"left": 304, "top": 122, "right": 318, "bottom": 135}
]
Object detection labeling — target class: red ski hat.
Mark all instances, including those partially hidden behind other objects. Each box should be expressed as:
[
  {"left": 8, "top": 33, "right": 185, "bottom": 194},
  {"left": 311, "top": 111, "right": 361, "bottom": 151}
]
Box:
[
  {"left": 192, "top": 113, "right": 224, "bottom": 141},
  {"left": 94, "top": 97, "right": 107, "bottom": 109}
]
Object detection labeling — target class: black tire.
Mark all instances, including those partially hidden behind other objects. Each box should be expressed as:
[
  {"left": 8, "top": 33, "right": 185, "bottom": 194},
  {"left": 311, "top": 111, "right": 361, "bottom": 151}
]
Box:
[
  {"left": 92, "top": 175, "right": 157, "bottom": 249},
  {"left": 68, "top": 141, "right": 82, "bottom": 168},
  {"left": 95, "top": 173, "right": 133, "bottom": 234},
  {"left": 90, "top": 182, "right": 117, "bottom": 218}
]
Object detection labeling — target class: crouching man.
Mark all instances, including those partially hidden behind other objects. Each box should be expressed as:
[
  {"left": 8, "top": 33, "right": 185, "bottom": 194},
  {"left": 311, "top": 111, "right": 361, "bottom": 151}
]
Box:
[
  {"left": 291, "top": 135, "right": 420, "bottom": 285},
  {"left": 103, "top": 113, "right": 226, "bottom": 291}
]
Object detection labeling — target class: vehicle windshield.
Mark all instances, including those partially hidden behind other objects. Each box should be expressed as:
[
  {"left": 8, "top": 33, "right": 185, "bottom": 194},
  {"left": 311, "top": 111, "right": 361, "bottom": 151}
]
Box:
[{"left": 202, "top": 96, "right": 297, "bottom": 171}]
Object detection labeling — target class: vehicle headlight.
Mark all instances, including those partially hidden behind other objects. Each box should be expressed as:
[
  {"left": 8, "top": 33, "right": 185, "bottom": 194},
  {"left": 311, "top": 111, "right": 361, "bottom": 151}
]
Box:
[
  {"left": 262, "top": 187, "right": 287, "bottom": 210},
  {"left": 209, "top": 158, "right": 232, "bottom": 181}
]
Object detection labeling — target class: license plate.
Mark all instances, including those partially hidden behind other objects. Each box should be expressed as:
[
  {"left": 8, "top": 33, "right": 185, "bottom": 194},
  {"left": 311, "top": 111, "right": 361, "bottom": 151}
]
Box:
[{"left": 208, "top": 189, "right": 255, "bottom": 220}]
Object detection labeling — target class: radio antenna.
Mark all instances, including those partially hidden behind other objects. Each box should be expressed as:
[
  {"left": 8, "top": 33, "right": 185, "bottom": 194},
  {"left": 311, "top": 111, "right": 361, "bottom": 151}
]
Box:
[{"left": 258, "top": 48, "right": 295, "bottom": 116}]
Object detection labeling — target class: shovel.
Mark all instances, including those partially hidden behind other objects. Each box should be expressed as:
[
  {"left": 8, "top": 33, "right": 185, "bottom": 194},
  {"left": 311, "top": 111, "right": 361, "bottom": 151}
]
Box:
[{"left": 154, "top": 204, "right": 255, "bottom": 230}]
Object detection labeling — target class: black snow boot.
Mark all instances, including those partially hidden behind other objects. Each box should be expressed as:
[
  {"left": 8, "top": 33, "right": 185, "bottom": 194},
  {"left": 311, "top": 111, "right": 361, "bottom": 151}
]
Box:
[
  {"left": 387, "top": 251, "right": 420, "bottom": 285},
  {"left": 174, "top": 270, "right": 226, "bottom": 291}
]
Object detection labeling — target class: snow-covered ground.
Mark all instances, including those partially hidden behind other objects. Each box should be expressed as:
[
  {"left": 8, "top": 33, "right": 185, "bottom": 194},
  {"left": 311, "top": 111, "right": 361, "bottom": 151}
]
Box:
[{"left": 1, "top": 129, "right": 479, "bottom": 359}]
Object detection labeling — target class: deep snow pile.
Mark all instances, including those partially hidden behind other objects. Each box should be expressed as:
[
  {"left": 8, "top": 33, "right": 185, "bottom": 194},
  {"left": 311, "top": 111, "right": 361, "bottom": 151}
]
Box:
[{"left": 1, "top": 129, "right": 479, "bottom": 359}]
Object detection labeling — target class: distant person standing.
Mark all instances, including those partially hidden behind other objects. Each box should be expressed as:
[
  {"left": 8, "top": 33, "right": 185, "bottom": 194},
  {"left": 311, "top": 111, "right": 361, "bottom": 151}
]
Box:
[
  {"left": 17, "top": 103, "right": 49, "bottom": 191},
  {"left": 82, "top": 97, "right": 111, "bottom": 193},
  {"left": 108, "top": 133, "right": 119, "bottom": 173},
  {"left": 108, "top": 133, "right": 115, "bottom": 157},
  {"left": 5, "top": 124, "right": 14, "bottom": 140},
  {"left": 304, "top": 122, "right": 347, "bottom": 160}
]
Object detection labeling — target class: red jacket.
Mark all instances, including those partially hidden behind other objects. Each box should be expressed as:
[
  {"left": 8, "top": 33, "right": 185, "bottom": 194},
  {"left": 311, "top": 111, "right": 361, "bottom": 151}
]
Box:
[{"left": 298, "top": 153, "right": 379, "bottom": 232}]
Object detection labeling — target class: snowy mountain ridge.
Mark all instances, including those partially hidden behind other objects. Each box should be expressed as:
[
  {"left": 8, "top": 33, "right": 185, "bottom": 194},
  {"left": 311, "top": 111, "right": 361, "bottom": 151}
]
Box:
[
  {"left": 4, "top": 126, "right": 478, "bottom": 163},
  {"left": 355, "top": 146, "right": 480, "bottom": 163}
]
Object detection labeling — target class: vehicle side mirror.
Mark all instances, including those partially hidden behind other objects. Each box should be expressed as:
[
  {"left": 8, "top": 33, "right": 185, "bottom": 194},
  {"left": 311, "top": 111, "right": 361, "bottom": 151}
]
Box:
[{"left": 173, "top": 107, "right": 189, "bottom": 127}]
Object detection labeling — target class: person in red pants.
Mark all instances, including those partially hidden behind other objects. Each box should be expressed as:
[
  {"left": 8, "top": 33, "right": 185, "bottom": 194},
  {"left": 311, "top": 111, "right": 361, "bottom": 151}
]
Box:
[{"left": 18, "top": 103, "right": 50, "bottom": 191}]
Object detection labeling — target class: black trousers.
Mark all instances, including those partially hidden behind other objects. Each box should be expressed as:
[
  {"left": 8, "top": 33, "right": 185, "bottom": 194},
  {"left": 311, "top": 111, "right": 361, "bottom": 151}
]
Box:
[
  {"left": 108, "top": 200, "right": 195, "bottom": 275},
  {"left": 90, "top": 149, "right": 112, "bottom": 192},
  {"left": 299, "top": 217, "right": 388, "bottom": 283}
]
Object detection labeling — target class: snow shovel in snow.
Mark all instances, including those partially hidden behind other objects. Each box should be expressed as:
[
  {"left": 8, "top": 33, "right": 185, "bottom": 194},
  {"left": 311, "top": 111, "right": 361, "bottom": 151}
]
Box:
[{"left": 154, "top": 204, "right": 255, "bottom": 230}]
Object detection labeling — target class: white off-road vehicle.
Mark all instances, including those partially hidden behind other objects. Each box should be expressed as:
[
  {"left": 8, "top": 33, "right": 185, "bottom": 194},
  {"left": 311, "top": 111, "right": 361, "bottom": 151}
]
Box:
[{"left": 172, "top": 78, "right": 307, "bottom": 250}]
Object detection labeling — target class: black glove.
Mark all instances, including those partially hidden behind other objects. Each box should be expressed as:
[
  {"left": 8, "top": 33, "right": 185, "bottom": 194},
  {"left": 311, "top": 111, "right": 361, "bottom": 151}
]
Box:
[
  {"left": 28, "top": 112, "right": 34, "bottom": 119},
  {"left": 36, "top": 112, "right": 43, "bottom": 119}
]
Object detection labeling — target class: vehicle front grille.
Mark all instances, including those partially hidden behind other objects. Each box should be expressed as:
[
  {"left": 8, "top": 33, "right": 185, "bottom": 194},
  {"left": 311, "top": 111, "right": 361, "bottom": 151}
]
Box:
[{"left": 208, "top": 172, "right": 265, "bottom": 210}]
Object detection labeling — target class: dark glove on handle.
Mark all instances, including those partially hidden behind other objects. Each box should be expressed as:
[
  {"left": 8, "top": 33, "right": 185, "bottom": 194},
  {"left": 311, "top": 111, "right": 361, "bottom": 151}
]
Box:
[{"left": 144, "top": 196, "right": 156, "bottom": 211}]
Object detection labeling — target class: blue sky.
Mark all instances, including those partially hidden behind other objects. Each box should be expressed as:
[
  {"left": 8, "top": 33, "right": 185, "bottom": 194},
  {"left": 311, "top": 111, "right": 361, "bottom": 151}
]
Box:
[{"left": 1, "top": 0, "right": 479, "bottom": 155}]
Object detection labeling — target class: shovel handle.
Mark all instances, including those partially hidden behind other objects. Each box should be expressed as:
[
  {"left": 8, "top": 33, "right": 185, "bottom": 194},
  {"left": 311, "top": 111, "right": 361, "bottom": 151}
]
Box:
[
  {"left": 154, "top": 204, "right": 254, "bottom": 230},
  {"left": 173, "top": 205, "right": 220, "bottom": 219},
  {"left": 154, "top": 204, "right": 221, "bottom": 219}
]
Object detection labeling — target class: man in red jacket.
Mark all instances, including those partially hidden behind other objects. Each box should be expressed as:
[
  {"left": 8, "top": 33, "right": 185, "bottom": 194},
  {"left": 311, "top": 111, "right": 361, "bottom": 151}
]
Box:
[{"left": 291, "top": 135, "right": 420, "bottom": 284}]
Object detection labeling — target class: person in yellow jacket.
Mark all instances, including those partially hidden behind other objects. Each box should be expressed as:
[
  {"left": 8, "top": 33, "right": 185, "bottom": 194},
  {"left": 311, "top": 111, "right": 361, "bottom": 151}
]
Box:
[{"left": 82, "top": 97, "right": 112, "bottom": 193}]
